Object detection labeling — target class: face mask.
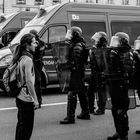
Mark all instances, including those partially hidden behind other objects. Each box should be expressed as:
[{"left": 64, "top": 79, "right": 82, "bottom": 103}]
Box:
[
  {"left": 110, "top": 36, "right": 120, "bottom": 48},
  {"left": 65, "top": 30, "right": 72, "bottom": 40}
]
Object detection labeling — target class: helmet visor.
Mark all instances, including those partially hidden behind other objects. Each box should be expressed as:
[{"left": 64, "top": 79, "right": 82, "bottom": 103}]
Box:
[{"left": 110, "top": 36, "right": 120, "bottom": 48}]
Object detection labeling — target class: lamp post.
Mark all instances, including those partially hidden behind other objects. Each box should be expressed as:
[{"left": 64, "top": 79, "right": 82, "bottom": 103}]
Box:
[{"left": 2, "top": 0, "right": 4, "bottom": 13}]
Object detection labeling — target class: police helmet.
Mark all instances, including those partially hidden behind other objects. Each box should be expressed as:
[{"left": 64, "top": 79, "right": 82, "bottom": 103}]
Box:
[
  {"left": 134, "top": 35, "right": 140, "bottom": 50},
  {"left": 137, "top": 36, "right": 140, "bottom": 40},
  {"left": 70, "top": 26, "right": 82, "bottom": 36},
  {"left": 134, "top": 40, "right": 140, "bottom": 50},
  {"left": 91, "top": 31, "right": 107, "bottom": 43},
  {"left": 115, "top": 32, "right": 129, "bottom": 43}
]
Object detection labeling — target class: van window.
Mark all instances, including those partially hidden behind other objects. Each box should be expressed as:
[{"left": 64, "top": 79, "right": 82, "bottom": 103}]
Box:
[
  {"left": 21, "top": 19, "right": 31, "bottom": 27},
  {"left": 49, "top": 26, "right": 66, "bottom": 43},
  {"left": 111, "top": 21, "right": 140, "bottom": 46},
  {"left": 41, "top": 29, "right": 48, "bottom": 43},
  {"left": 0, "top": 31, "right": 18, "bottom": 47},
  {"left": 71, "top": 21, "right": 106, "bottom": 47}
]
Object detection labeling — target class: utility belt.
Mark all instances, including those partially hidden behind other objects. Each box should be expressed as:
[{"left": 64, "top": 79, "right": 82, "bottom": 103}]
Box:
[
  {"left": 104, "top": 73, "right": 131, "bottom": 83},
  {"left": 94, "top": 72, "right": 131, "bottom": 81}
]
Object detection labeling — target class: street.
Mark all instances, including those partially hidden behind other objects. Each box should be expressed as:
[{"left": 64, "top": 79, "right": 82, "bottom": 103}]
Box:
[{"left": 0, "top": 89, "right": 140, "bottom": 140}]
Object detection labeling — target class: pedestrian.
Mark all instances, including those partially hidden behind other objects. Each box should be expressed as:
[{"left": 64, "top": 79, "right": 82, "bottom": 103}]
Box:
[
  {"left": 30, "top": 29, "right": 46, "bottom": 108},
  {"left": 107, "top": 32, "right": 132, "bottom": 140},
  {"left": 87, "top": 31, "right": 108, "bottom": 115},
  {"left": 133, "top": 36, "right": 140, "bottom": 134},
  {"left": 60, "top": 26, "right": 90, "bottom": 124},
  {"left": 14, "top": 33, "right": 39, "bottom": 140}
]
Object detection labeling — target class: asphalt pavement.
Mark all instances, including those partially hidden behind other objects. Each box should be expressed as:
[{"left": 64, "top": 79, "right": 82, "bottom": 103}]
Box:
[{"left": 0, "top": 93, "right": 140, "bottom": 140}]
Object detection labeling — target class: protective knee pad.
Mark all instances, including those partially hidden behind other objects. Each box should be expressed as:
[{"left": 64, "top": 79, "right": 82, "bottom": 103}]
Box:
[
  {"left": 117, "top": 110, "right": 129, "bottom": 137},
  {"left": 68, "top": 91, "right": 77, "bottom": 101},
  {"left": 67, "top": 91, "right": 77, "bottom": 118}
]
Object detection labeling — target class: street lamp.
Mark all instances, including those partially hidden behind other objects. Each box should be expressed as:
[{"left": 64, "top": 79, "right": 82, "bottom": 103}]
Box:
[{"left": 2, "top": 0, "right": 4, "bottom": 13}]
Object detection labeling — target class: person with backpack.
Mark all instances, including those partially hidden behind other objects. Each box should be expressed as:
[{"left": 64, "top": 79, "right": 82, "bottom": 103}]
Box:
[
  {"left": 60, "top": 26, "right": 90, "bottom": 124},
  {"left": 29, "top": 29, "right": 46, "bottom": 108},
  {"left": 87, "top": 31, "right": 108, "bottom": 115},
  {"left": 133, "top": 36, "right": 140, "bottom": 134},
  {"left": 107, "top": 32, "right": 132, "bottom": 140},
  {"left": 13, "top": 33, "right": 39, "bottom": 140}
]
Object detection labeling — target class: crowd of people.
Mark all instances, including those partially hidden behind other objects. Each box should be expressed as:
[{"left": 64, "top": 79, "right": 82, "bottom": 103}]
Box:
[{"left": 11, "top": 26, "right": 140, "bottom": 140}]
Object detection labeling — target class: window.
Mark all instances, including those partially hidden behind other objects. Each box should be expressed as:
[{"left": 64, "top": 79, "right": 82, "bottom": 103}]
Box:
[
  {"left": 1, "top": 31, "right": 18, "bottom": 47},
  {"left": 34, "top": 0, "right": 44, "bottom": 5},
  {"left": 71, "top": 21, "right": 106, "bottom": 47},
  {"left": 52, "top": 0, "right": 61, "bottom": 4},
  {"left": 49, "top": 26, "right": 66, "bottom": 43},
  {"left": 16, "top": 0, "right": 26, "bottom": 4},
  {"left": 122, "top": 0, "right": 129, "bottom": 5},
  {"left": 137, "top": 0, "right": 140, "bottom": 6},
  {"left": 108, "top": 0, "right": 114, "bottom": 4},
  {"left": 21, "top": 19, "right": 31, "bottom": 27},
  {"left": 111, "top": 21, "right": 140, "bottom": 45},
  {"left": 86, "top": 0, "right": 93, "bottom": 2},
  {"left": 41, "top": 30, "right": 48, "bottom": 43}
]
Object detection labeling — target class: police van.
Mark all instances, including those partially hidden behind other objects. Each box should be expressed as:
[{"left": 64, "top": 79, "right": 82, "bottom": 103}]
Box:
[
  {"left": 0, "top": 11, "right": 36, "bottom": 48},
  {"left": 1, "top": 2, "right": 140, "bottom": 92}
]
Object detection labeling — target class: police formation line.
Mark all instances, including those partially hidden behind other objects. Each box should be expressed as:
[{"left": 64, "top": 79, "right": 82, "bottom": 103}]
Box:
[
  {"left": 3, "top": 27, "right": 140, "bottom": 140},
  {"left": 59, "top": 27, "right": 140, "bottom": 140}
]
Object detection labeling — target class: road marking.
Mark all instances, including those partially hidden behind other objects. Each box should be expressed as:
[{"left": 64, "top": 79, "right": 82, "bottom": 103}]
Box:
[
  {"left": 0, "top": 102, "right": 68, "bottom": 111},
  {"left": 0, "top": 94, "right": 139, "bottom": 111}
]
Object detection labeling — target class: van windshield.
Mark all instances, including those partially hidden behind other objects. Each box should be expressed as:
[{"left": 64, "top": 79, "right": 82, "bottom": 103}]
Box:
[
  {"left": 27, "top": 4, "right": 60, "bottom": 26},
  {"left": 10, "top": 26, "right": 42, "bottom": 46},
  {"left": 0, "top": 13, "right": 16, "bottom": 30}
]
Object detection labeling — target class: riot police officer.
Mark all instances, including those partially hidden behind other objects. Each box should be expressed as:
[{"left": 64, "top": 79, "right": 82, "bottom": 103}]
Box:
[
  {"left": 60, "top": 26, "right": 90, "bottom": 124},
  {"left": 87, "top": 31, "right": 108, "bottom": 115},
  {"left": 133, "top": 36, "right": 140, "bottom": 134},
  {"left": 107, "top": 32, "right": 131, "bottom": 140}
]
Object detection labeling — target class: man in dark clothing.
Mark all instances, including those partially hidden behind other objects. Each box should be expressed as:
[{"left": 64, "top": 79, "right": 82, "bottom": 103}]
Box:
[
  {"left": 87, "top": 32, "right": 108, "bottom": 115},
  {"left": 60, "top": 26, "right": 90, "bottom": 124},
  {"left": 30, "top": 29, "right": 45, "bottom": 108},
  {"left": 107, "top": 32, "right": 131, "bottom": 140},
  {"left": 133, "top": 36, "right": 140, "bottom": 134}
]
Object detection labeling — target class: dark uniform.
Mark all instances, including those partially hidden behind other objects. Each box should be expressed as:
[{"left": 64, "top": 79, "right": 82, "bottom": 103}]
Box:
[
  {"left": 30, "top": 30, "right": 45, "bottom": 108},
  {"left": 107, "top": 32, "right": 131, "bottom": 140},
  {"left": 60, "top": 26, "right": 90, "bottom": 124},
  {"left": 87, "top": 32, "right": 108, "bottom": 115},
  {"left": 133, "top": 37, "right": 140, "bottom": 134}
]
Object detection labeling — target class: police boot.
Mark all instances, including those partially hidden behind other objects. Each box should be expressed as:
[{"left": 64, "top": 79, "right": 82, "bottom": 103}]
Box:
[
  {"left": 107, "top": 133, "right": 119, "bottom": 140},
  {"left": 77, "top": 92, "right": 90, "bottom": 120},
  {"left": 94, "top": 94, "right": 106, "bottom": 115},
  {"left": 110, "top": 109, "right": 129, "bottom": 140},
  {"left": 94, "top": 108, "right": 105, "bottom": 115},
  {"left": 136, "top": 130, "right": 140, "bottom": 134},
  {"left": 107, "top": 133, "right": 128, "bottom": 140},
  {"left": 60, "top": 92, "right": 77, "bottom": 124}
]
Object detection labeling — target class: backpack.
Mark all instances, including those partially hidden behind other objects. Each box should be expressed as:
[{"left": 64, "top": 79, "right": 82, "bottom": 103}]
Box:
[{"left": 3, "top": 57, "right": 25, "bottom": 97}]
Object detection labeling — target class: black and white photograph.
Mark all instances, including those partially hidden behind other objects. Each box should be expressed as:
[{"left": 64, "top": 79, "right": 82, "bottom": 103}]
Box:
[{"left": 0, "top": 0, "right": 140, "bottom": 140}]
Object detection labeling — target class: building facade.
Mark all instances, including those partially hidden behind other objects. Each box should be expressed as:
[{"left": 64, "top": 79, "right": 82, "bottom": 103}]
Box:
[{"left": 0, "top": 0, "right": 140, "bottom": 14}]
